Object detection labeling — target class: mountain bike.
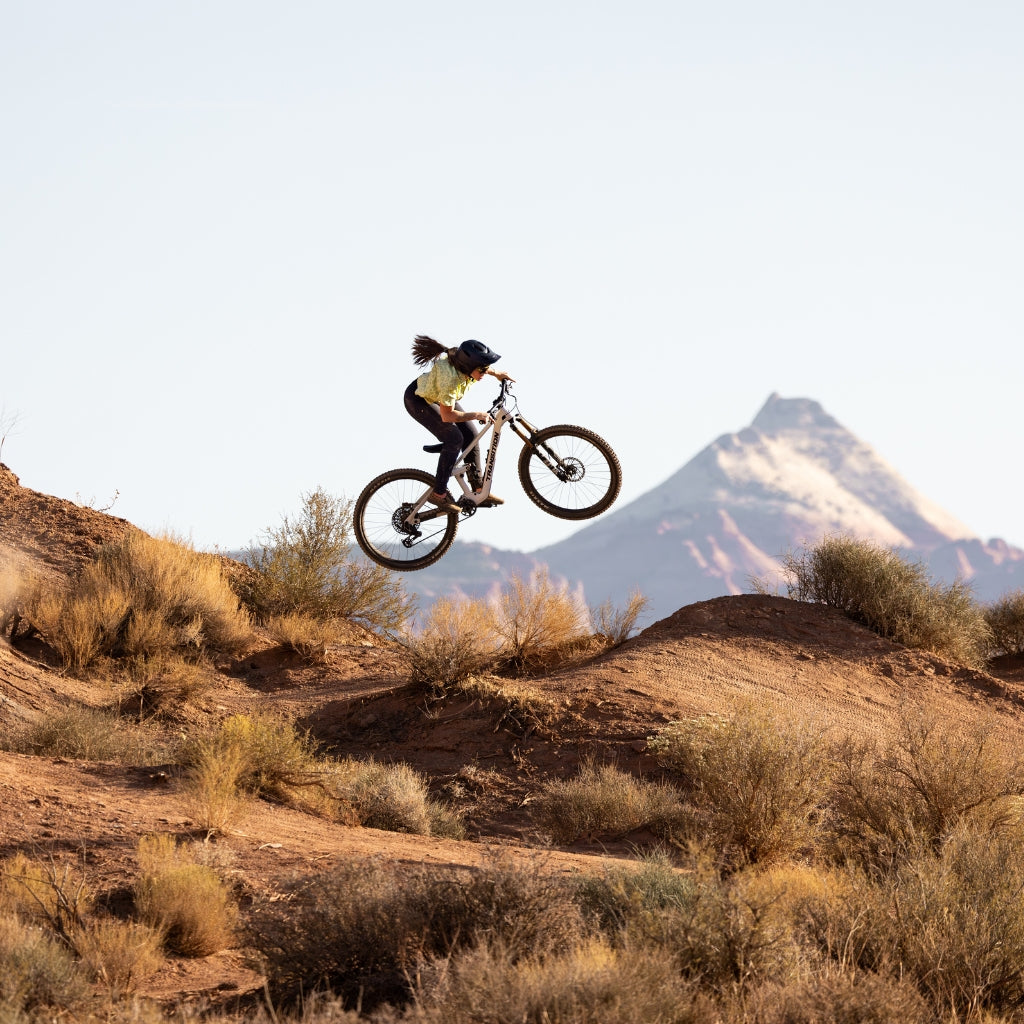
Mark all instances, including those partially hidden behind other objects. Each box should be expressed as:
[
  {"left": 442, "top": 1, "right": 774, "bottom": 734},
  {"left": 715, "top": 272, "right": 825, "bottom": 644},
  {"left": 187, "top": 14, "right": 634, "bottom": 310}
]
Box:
[{"left": 354, "top": 380, "right": 621, "bottom": 570}]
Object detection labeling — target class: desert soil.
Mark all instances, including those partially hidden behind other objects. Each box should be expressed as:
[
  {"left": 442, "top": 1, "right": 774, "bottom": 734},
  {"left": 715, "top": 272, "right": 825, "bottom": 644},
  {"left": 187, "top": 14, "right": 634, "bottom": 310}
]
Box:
[{"left": 2, "top": 462, "right": 1023, "bottom": 1010}]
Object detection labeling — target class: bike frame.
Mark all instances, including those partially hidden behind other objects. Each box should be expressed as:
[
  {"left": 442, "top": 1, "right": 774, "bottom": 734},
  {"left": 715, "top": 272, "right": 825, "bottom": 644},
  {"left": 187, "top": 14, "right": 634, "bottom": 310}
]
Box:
[{"left": 406, "top": 381, "right": 550, "bottom": 524}]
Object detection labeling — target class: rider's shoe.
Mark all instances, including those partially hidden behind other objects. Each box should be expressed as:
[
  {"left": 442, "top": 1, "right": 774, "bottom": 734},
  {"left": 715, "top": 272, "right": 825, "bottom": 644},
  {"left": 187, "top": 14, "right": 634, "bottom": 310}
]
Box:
[
  {"left": 477, "top": 493, "right": 504, "bottom": 508},
  {"left": 429, "top": 492, "right": 461, "bottom": 515}
]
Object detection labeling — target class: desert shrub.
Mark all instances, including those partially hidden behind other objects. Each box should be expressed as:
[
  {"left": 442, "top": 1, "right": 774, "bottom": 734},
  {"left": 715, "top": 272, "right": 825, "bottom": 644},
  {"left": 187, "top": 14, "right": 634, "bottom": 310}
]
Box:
[
  {"left": 648, "top": 704, "right": 834, "bottom": 865},
  {"left": 493, "top": 567, "right": 591, "bottom": 673},
  {"left": 776, "top": 534, "right": 992, "bottom": 667},
  {"left": 251, "top": 855, "right": 584, "bottom": 1011},
  {"left": 573, "top": 852, "right": 698, "bottom": 933},
  {"left": 808, "top": 829, "right": 1024, "bottom": 1017},
  {"left": 0, "top": 854, "right": 92, "bottom": 941},
  {"left": 71, "top": 917, "right": 164, "bottom": 998},
  {"left": 123, "top": 652, "right": 219, "bottom": 709},
  {"left": 745, "top": 967, "right": 931, "bottom": 1024},
  {"left": 265, "top": 611, "right": 353, "bottom": 664},
  {"left": 406, "top": 936, "right": 701, "bottom": 1024},
  {"left": 26, "top": 531, "right": 252, "bottom": 672},
  {"left": 0, "top": 565, "right": 26, "bottom": 640},
  {"left": 534, "top": 763, "right": 685, "bottom": 845},
  {"left": 401, "top": 596, "right": 502, "bottom": 690},
  {"left": 243, "top": 488, "right": 411, "bottom": 631},
  {"left": 827, "top": 709, "right": 1024, "bottom": 866},
  {"left": 2, "top": 705, "right": 171, "bottom": 764},
  {"left": 985, "top": 588, "right": 1024, "bottom": 656},
  {"left": 0, "top": 913, "right": 88, "bottom": 1015},
  {"left": 335, "top": 759, "right": 437, "bottom": 835},
  {"left": 626, "top": 855, "right": 800, "bottom": 989},
  {"left": 180, "top": 712, "right": 323, "bottom": 801},
  {"left": 134, "top": 835, "right": 236, "bottom": 957},
  {"left": 590, "top": 587, "right": 651, "bottom": 647}
]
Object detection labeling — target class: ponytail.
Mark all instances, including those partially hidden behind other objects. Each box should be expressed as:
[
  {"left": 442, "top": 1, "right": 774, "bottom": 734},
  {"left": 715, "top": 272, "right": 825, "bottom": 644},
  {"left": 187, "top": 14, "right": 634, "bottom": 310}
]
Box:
[{"left": 411, "top": 335, "right": 446, "bottom": 366}]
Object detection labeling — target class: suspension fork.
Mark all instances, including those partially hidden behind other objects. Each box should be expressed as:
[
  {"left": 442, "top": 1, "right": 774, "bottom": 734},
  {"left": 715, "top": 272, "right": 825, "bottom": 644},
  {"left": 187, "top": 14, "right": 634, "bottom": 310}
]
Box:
[{"left": 509, "top": 416, "right": 566, "bottom": 476}]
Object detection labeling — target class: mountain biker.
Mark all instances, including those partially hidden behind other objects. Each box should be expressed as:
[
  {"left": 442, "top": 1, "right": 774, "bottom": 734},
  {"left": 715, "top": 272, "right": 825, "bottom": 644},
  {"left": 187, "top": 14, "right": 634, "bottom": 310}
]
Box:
[{"left": 405, "top": 335, "right": 515, "bottom": 513}]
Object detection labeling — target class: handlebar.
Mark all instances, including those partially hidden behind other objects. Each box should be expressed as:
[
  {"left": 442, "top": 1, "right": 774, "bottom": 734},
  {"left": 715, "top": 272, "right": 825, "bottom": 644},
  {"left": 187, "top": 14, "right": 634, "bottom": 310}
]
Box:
[{"left": 488, "top": 378, "right": 514, "bottom": 415}]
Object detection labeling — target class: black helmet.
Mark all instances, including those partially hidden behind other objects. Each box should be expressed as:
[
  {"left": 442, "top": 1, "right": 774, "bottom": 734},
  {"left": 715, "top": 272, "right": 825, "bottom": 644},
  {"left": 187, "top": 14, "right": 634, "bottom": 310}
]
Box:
[{"left": 450, "top": 339, "right": 501, "bottom": 374}]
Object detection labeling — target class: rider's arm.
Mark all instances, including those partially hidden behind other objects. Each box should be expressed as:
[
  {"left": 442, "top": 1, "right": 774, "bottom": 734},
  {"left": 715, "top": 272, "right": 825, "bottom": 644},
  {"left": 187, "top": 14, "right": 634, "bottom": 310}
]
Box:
[
  {"left": 484, "top": 368, "right": 515, "bottom": 383},
  {"left": 438, "top": 403, "right": 489, "bottom": 424}
]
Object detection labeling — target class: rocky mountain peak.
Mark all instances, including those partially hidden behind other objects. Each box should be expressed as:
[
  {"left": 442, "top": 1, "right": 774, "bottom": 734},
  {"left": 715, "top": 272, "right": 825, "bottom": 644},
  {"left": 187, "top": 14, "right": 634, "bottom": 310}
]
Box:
[{"left": 750, "top": 393, "right": 844, "bottom": 437}]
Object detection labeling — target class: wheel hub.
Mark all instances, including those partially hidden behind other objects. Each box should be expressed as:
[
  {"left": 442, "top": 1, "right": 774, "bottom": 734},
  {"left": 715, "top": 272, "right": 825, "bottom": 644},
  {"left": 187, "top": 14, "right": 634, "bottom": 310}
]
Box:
[{"left": 557, "top": 457, "right": 585, "bottom": 482}]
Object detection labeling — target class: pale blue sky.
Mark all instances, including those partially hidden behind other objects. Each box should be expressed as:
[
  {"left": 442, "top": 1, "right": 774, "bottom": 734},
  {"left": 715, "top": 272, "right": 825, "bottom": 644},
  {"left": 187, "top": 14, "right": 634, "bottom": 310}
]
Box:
[{"left": 2, "top": 1, "right": 1021, "bottom": 555}]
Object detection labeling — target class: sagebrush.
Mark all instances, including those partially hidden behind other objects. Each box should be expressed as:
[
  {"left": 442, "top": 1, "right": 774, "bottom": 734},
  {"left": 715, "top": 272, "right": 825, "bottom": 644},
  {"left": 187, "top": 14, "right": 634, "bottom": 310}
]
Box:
[{"left": 770, "top": 534, "right": 991, "bottom": 667}]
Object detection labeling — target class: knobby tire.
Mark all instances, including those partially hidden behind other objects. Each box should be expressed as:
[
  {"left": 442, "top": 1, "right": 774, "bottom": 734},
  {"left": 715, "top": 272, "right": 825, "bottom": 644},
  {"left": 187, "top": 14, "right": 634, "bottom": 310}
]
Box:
[
  {"left": 354, "top": 468, "right": 459, "bottom": 570},
  {"left": 517, "top": 424, "right": 621, "bottom": 520}
]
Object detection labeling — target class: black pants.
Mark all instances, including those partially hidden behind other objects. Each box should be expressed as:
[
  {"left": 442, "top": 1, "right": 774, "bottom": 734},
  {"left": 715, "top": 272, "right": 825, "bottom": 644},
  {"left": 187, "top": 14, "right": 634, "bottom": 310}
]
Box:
[{"left": 404, "top": 380, "right": 481, "bottom": 493}]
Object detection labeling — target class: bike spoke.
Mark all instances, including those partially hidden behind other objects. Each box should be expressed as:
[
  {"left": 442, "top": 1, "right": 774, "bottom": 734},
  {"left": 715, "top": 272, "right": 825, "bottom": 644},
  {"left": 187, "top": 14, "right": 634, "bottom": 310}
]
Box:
[{"left": 355, "top": 470, "right": 458, "bottom": 569}]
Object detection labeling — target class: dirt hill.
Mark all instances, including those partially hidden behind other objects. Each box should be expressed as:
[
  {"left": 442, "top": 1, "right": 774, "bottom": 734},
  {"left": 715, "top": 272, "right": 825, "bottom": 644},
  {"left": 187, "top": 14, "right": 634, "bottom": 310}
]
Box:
[{"left": 2, "top": 461, "right": 1023, "bottom": 1008}]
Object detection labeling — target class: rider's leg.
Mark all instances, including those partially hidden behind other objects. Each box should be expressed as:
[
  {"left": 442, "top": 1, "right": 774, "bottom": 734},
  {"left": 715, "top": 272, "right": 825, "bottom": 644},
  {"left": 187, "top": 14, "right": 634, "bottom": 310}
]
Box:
[{"left": 404, "top": 384, "right": 472, "bottom": 499}]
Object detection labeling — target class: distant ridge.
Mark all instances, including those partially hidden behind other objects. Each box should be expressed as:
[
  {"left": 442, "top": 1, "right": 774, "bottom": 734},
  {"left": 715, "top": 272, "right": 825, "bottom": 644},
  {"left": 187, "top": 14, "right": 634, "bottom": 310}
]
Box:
[{"left": 409, "top": 396, "right": 1023, "bottom": 620}]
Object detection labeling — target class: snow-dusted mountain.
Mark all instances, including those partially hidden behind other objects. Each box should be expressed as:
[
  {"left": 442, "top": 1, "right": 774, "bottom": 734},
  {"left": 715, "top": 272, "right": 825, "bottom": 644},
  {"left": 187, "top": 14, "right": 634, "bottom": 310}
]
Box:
[{"left": 409, "top": 394, "right": 1023, "bottom": 621}]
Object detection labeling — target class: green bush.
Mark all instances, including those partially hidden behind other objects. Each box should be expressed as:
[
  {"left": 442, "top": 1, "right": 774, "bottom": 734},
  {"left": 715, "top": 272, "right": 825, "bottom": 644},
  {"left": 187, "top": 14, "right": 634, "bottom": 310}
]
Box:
[
  {"left": 985, "top": 588, "right": 1024, "bottom": 656},
  {"left": 244, "top": 487, "right": 412, "bottom": 632},
  {"left": 534, "top": 763, "right": 685, "bottom": 845},
  {"left": 649, "top": 705, "right": 833, "bottom": 865},
  {"left": 775, "top": 534, "right": 992, "bottom": 668}
]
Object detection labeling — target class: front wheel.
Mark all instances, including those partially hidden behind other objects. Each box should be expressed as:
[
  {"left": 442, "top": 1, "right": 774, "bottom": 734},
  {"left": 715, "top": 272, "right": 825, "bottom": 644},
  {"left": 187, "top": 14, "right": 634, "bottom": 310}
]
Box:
[
  {"left": 354, "top": 468, "right": 459, "bottom": 570},
  {"left": 518, "top": 424, "right": 621, "bottom": 520}
]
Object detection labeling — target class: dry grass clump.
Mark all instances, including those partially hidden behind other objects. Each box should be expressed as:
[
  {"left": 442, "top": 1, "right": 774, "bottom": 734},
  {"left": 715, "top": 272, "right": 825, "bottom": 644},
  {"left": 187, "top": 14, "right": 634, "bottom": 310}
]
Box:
[
  {"left": 534, "top": 763, "right": 685, "bottom": 845},
  {"left": 1, "top": 705, "right": 172, "bottom": 764},
  {"left": 71, "top": 917, "right": 164, "bottom": 998},
  {"left": 179, "top": 712, "right": 325, "bottom": 832},
  {"left": 243, "top": 487, "right": 412, "bottom": 632},
  {"left": 590, "top": 587, "right": 650, "bottom": 646},
  {"left": 333, "top": 759, "right": 436, "bottom": 835},
  {"left": 0, "top": 564, "right": 27, "bottom": 640},
  {"left": 627, "top": 854, "right": 802, "bottom": 990},
  {"left": 402, "top": 596, "right": 502, "bottom": 689},
  {"left": 985, "top": 588, "right": 1024, "bottom": 656},
  {"left": 493, "top": 567, "right": 593, "bottom": 674},
  {"left": 771, "top": 534, "right": 992, "bottom": 668},
  {"left": 264, "top": 612, "right": 353, "bottom": 664},
  {"left": 406, "top": 937, "right": 700, "bottom": 1024},
  {"left": 649, "top": 704, "right": 834, "bottom": 865},
  {"left": 573, "top": 852, "right": 698, "bottom": 933},
  {"left": 251, "top": 855, "right": 583, "bottom": 1012},
  {"left": 0, "top": 912, "right": 89, "bottom": 1016},
  {"left": 26, "top": 531, "right": 253, "bottom": 673},
  {"left": 134, "top": 835, "right": 236, "bottom": 957},
  {"left": 805, "top": 829, "right": 1024, "bottom": 1018},
  {"left": 744, "top": 968, "right": 932, "bottom": 1024},
  {"left": 0, "top": 853, "right": 92, "bottom": 940},
  {"left": 827, "top": 710, "right": 1024, "bottom": 865}
]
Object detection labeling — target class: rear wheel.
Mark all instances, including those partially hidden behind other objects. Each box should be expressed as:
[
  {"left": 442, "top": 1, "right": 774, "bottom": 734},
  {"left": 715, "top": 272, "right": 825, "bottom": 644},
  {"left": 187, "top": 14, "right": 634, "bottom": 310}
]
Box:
[
  {"left": 354, "top": 468, "right": 459, "bottom": 570},
  {"left": 518, "top": 424, "right": 621, "bottom": 520}
]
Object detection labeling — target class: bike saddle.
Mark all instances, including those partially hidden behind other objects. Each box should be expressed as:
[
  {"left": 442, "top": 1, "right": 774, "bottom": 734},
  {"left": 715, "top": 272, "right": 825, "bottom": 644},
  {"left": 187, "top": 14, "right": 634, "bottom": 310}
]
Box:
[{"left": 422, "top": 443, "right": 444, "bottom": 453}]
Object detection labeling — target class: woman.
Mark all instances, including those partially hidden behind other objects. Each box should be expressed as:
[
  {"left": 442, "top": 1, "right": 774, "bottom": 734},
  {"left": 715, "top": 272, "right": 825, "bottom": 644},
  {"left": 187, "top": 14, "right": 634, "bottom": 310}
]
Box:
[{"left": 404, "top": 335, "right": 514, "bottom": 512}]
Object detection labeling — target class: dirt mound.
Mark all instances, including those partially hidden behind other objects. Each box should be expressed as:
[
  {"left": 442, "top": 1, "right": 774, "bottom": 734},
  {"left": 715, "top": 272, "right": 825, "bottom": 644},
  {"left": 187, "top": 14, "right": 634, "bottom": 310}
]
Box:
[{"left": 0, "top": 463, "right": 134, "bottom": 585}]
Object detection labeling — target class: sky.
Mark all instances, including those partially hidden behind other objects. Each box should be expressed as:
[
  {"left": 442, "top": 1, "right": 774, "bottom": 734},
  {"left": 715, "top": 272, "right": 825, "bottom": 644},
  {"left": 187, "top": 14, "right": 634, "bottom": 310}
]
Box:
[{"left": 2, "top": 1, "right": 1021, "bottom": 558}]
